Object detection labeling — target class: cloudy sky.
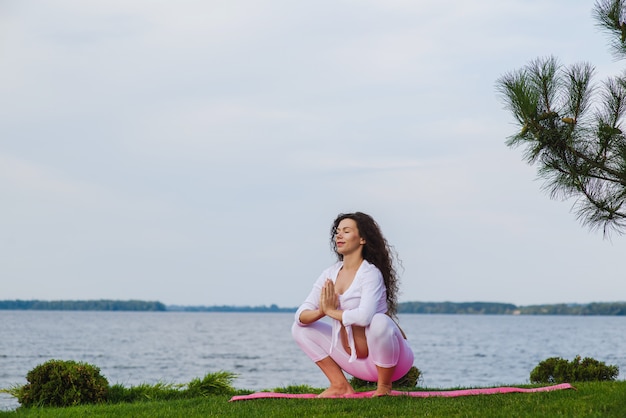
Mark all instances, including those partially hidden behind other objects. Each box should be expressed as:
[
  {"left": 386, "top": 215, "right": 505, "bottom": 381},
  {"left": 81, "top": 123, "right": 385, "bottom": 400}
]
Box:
[{"left": 2, "top": 0, "right": 625, "bottom": 307}]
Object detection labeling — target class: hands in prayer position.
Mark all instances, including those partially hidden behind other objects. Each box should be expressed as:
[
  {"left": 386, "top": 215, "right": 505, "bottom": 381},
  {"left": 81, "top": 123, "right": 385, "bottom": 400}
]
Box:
[{"left": 319, "top": 279, "right": 338, "bottom": 316}]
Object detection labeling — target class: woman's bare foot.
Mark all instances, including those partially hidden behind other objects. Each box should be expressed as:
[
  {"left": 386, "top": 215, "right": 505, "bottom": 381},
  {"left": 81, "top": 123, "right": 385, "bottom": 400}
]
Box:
[
  {"left": 317, "top": 383, "right": 356, "bottom": 398},
  {"left": 372, "top": 383, "right": 392, "bottom": 397}
]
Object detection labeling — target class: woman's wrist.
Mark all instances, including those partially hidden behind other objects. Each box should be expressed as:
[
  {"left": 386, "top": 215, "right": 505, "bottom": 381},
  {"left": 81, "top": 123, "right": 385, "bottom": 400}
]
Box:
[{"left": 325, "top": 308, "right": 343, "bottom": 322}]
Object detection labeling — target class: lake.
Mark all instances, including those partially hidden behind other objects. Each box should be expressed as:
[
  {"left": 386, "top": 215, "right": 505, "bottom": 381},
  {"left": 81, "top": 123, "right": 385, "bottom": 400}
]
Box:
[{"left": 1, "top": 311, "right": 625, "bottom": 410}]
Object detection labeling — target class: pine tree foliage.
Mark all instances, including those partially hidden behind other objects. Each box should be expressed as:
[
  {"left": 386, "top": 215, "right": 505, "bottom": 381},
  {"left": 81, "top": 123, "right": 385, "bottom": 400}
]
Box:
[{"left": 496, "top": 0, "right": 626, "bottom": 236}]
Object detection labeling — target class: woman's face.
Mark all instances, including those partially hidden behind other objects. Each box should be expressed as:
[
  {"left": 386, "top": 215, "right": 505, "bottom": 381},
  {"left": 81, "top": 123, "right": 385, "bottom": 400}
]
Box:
[{"left": 335, "top": 218, "right": 365, "bottom": 257}]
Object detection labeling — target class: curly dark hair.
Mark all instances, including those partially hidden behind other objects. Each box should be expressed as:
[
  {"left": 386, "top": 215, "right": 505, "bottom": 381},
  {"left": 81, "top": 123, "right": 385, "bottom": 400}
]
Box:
[{"left": 330, "top": 212, "right": 401, "bottom": 317}]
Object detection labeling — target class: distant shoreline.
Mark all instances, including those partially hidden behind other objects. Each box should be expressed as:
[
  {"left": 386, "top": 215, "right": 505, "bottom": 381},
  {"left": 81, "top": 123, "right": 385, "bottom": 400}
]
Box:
[{"left": 1, "top": 299, "right": 625, "bottom": 315}]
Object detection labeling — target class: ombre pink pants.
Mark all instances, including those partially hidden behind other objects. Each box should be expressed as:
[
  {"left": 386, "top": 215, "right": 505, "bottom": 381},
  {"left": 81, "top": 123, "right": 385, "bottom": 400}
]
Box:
[{"left": 291, "top": 313, "right": 414, "bottom": 382}]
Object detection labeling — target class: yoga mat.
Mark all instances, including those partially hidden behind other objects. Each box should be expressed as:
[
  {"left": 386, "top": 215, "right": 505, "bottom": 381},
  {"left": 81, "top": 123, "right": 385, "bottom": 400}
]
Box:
[{"left": 229, "top": 383, "right": 574, "bottom": 401}]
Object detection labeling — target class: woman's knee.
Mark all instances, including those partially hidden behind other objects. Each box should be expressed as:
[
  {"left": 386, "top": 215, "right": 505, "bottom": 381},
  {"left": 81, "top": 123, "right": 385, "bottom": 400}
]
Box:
[
  {"left": 291, "top": 321, "right": 308, "bottom": 343},
  {"left": 291, "top": 321, "right": 299, "bottom": 335},
  {"left": 292, "top": 320, "right": 331, "bottom": 345},
  {"left": 292, "top": 321, "right": 333, "bottom": 362}
]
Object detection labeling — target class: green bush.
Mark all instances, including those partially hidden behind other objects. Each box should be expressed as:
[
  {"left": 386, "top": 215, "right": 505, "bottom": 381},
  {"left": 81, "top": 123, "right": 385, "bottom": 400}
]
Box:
[
  {"left": 350, "top": 366, "right": 421, "bottom": 389},
  {"left": 530, "top": 355, "right": 619, "bottom": 383},
  {"left": 17, "top": 359, "right": 109, "bottom": 407}
]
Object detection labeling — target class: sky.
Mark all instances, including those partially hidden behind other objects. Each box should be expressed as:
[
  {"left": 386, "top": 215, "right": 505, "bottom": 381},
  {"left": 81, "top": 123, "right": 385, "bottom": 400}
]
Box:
[{"left": 2, "top": 0, "right": 625, "bottom": 308}]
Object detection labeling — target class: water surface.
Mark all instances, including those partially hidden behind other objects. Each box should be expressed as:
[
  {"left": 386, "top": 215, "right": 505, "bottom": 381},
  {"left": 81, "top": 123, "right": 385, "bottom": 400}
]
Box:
[{"left": 1, "top": 311, "right": 624, "bottom": 410}]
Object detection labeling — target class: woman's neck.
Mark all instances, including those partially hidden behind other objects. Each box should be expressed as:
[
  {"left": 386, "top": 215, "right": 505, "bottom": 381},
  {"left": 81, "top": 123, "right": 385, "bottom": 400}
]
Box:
[{"left": 342, "top": 253, "right": 364, "bottom": 270}]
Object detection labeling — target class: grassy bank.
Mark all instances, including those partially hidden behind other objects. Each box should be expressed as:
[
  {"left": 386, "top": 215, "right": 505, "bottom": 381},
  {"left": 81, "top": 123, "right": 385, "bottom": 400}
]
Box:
[{"left": 1, "top": 381, "right": 625, "bottom": 417}]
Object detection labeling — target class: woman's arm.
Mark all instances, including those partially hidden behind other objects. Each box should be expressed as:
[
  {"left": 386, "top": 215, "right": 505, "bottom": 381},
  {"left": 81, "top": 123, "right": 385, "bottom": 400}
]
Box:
[{"left": 297, "top": 308, "right": 325, "bottom": 324}]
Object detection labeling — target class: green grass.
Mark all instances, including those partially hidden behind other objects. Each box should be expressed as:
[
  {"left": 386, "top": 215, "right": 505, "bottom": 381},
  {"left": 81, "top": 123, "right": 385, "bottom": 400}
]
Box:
[{"left": 1, "top": 381, "right": 625, "bottom": 417}]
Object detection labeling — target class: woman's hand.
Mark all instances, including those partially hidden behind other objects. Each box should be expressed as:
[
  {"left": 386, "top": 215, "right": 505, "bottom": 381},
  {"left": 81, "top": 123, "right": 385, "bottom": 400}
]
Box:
[
  {"left": 297, "top": 279, "right": 338, "bottom": 325},
  {"left": 320, "top": 279, "right": 339, "bottom": 319}
]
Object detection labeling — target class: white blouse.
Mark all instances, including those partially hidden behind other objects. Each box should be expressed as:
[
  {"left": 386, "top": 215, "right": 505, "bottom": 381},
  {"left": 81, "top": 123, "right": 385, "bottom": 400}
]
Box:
[{"left": 295, "top": 260, "right": 388, "bottom": 362}]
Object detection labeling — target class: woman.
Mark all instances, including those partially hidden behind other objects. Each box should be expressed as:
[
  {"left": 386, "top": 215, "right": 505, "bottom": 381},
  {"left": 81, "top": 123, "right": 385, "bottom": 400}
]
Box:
[{"left": 292, "top": 212, "right": 414, "bottom": 397}]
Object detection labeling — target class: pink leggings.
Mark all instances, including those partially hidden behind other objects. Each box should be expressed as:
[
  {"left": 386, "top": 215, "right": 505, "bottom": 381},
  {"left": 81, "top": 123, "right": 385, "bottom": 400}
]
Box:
[{"left": 291, "top": 313, "right": 414, "bottom": 382}]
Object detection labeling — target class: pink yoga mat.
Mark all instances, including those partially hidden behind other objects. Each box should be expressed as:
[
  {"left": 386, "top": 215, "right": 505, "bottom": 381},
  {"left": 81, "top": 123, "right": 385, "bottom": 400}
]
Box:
[{"left": 229, "top": 383, "right": 574, "bottom": 401}]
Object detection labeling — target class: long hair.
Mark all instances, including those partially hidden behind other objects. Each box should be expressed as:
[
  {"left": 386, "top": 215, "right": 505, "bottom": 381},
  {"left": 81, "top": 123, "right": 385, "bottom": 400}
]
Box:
[{"left": 330, "top": 212, "right": 401, "bottom": 317}]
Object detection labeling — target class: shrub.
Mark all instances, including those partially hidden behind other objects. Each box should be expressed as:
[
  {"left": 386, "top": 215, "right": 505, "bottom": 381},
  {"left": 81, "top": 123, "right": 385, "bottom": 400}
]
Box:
[
  {"left": 17, "top": 359, "right": 109, "bottom": 407},
  {"left": 394, "top": 365, "right": 422, "bottom": 388},
  {"left": 350, "top": 366, "right": 421, "bottom": 389},
  {"left": 530, "top": 355, "right": 619, "bottom": 383}
]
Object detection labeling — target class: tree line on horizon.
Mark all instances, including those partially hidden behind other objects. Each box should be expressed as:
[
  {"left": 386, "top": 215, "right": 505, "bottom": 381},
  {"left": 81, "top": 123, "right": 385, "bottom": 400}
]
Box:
[
  {"left": 1, "top": 299, "right": 626, "bottom": 315},
  {"left": 0, "top": 299, "right": 166, "bottom": 311},
  {"left": 397, "top": 301, "right": 626, "bottom": 315}
]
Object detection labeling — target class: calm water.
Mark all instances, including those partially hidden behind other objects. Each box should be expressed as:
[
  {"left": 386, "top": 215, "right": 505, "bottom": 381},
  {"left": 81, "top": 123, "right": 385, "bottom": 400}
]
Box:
[{"left": 1, "top": 311, "right": 625, "bottom": 410}]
